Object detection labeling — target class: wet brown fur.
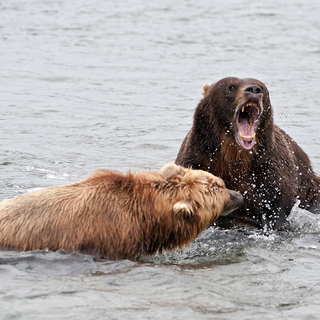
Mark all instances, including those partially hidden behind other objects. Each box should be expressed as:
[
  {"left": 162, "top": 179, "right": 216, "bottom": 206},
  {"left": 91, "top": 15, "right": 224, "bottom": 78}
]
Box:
[
  {"left": 176, "top": 77, "right": 320, "bottom": 230},
  {"left": 0, "top": 163, "right": 236, "bottom": 260}
]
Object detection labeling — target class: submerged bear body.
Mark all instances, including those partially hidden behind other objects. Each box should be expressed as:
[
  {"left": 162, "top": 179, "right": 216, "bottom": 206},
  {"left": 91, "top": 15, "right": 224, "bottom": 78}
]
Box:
[
  {"left": 0, "top": 163, "right": 242, "bottom": 260},
  {"left": 176, "top": 77, "right": 320, "bottom": 230}
]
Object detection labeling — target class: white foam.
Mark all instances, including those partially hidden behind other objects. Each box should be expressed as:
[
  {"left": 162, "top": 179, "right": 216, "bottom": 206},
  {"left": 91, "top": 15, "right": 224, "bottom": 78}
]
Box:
[{"left": 286, "top": 201, "right": 320, "bottom": 233}]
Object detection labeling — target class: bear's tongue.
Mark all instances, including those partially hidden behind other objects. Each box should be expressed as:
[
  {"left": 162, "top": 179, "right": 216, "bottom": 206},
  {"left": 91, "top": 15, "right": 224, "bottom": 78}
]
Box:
[
  {"left": 238, "top": 119, "right": 255, "bottom": 149},
  {"left": 236, "top": 104, "right": 258, "bottom": 150},
  {"left": 239, "top": 116, "right": 254, "bottom": 136}
]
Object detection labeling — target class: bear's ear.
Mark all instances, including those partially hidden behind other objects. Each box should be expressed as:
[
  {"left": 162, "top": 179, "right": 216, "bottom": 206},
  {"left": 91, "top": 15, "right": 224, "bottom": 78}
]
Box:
[
  {"left": 202, "top": 83, "right": 215, "bottom": 96},
  {"left": 173, "top": 200, "right": 195, "bottom": 219},
  {"left": 161, "top": 162, "right": 186, "bottom": 179},
  {"left": 202, "top": 84, "right": 210, "bottom": 96}
]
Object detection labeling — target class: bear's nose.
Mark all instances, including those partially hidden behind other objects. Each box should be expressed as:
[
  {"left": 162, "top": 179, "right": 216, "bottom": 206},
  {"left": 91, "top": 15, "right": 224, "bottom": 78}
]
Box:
[{"left": 244, "top": 85, "right": 263, "bottom": 94}]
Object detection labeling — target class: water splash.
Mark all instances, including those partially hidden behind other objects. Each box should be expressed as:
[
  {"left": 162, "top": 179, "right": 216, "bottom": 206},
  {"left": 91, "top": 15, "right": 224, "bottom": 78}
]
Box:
[{"left": 286, "top": 202, "right": 320, "bottom": 233}]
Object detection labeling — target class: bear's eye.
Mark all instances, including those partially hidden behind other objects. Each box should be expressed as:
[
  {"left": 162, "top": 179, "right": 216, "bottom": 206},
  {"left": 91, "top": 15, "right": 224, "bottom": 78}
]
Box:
[{"left": 228, "top": 84, "right": 236, "bottom": 91}]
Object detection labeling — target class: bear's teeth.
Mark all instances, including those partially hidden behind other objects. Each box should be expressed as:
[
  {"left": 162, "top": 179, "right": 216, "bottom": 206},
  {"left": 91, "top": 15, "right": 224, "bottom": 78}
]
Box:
[
  {"left": 240, "top": 132, "right": 256, "bottom": 139},
  {"left": 243, "top": 103, "right": 260, "bottom": 114}
]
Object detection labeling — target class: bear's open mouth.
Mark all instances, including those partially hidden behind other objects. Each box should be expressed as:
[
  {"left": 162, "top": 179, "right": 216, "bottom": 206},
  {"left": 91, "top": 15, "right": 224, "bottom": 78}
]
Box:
[{"left": 235, "top": 102, "right": 260, "bottom": 150}]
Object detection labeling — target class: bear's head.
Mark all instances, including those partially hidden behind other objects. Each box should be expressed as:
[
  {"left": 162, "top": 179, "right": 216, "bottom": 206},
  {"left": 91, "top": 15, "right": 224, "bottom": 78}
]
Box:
[
  {"left": 200, "top": 77, "right": 273, "bottom": 152},
  {"left": 161, "top": 162, "right": 243, "bottom": 226}
]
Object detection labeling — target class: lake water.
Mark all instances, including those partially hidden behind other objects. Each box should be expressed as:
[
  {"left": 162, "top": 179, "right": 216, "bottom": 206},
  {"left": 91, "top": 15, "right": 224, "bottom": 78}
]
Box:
[{"left": 1, "top": 0, "right": 320, "bottom": 319}]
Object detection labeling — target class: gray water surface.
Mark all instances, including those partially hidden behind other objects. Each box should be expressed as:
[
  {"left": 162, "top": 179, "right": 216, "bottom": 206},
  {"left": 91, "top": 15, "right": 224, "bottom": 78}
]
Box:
[{"left": 1, "top": 0, "right": 320, "bottom": 319}]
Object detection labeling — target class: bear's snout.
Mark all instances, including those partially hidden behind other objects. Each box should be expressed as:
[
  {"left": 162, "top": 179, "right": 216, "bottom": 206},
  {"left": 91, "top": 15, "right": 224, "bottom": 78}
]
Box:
[
  {"left": 221, "top": 190, "right": 243, "bottom": 216},
  {"left": 244, "top": 85, "right": 263, "bottom": 95}
]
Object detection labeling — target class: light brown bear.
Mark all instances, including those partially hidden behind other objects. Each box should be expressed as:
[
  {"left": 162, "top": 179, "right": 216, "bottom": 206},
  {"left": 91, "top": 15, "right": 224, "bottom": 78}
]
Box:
[{"left": 0, "top": 163, "right": 242, "bottom": 260}]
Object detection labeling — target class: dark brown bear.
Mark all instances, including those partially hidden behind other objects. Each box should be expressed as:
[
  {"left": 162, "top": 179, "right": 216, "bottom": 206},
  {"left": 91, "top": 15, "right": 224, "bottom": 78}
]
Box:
[{"left": 176, "top": 77, "right": 320, "bottom": 230}]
